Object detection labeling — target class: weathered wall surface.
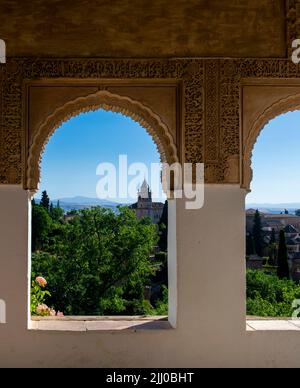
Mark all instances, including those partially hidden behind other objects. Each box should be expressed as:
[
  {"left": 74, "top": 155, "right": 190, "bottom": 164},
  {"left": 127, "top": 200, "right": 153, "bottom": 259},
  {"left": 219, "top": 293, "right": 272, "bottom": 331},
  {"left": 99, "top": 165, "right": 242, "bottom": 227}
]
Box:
[{"left": 0, "top": 0, "right": 286, "bottom": 58}]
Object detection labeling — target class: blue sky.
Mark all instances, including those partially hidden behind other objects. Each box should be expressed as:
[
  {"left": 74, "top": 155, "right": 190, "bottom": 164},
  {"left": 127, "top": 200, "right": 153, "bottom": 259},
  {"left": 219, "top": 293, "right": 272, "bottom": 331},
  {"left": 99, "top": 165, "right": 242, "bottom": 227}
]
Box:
[
  {"left": 247, "top": 110, "right": 300, "bottom": 204},
  {"left": 37, "top": 109, "right": 300, "bottom": 205},
  {"left": 37, "top": 110, "right": 164, "bottom": 203}
]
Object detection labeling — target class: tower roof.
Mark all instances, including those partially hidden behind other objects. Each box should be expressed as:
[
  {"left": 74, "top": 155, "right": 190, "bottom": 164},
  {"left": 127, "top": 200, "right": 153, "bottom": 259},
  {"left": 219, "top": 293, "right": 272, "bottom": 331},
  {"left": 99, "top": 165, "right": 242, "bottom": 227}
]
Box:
[
  {"left": 138, "top": 179, "right": 151, "bottom": 199},
  {"left": 141, "top": 179, "right": 149, "bottom": 191}
]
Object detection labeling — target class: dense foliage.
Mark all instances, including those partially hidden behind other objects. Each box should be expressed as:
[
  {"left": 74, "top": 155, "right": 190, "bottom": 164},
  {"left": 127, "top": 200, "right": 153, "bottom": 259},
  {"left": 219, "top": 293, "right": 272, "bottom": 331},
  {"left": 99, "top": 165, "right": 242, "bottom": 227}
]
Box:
[
  {"left": 252, "top": 210, "right": 264, "bottom": 257},
  {"left": 32, "top": 198, "right": 167, "bottom": 316},
  {"left": 277, "top": 230, "right": 290, "bottom": 280},
  {"left": 31, "top": 276, "right": 51, "bottom": 316},
  {"left": 246, "top": 270, "right": 300, "bottom": 317},
  {"left": 246, "top": 210, "right": 296, "bottom": 317}
]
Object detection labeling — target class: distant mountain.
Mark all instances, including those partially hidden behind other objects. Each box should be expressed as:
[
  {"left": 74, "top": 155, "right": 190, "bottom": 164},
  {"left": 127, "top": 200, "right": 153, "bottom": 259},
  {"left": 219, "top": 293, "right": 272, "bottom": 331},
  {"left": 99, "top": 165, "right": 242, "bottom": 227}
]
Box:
[
  {"left": 246, "top": 203, "right": 300, "bottom": 215},
  {"left": 55, "top": 196, "right": 120, "bottom": 206},
  {"left": 51, "top": 197, "right": 124, "bottom": 212},
  {"left": 247, "top": 203, "right": 300, "bottom": 209}
]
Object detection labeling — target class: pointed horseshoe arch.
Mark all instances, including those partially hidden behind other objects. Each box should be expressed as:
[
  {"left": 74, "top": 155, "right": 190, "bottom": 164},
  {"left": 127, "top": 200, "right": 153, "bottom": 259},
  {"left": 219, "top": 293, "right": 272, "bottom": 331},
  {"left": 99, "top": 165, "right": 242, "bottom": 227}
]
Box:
[
  {"left": 26, "top": 90, "right": 179, "bottom": 191},
  {"left": 243, "top": 92, "right": 300, "bottom": 191}
]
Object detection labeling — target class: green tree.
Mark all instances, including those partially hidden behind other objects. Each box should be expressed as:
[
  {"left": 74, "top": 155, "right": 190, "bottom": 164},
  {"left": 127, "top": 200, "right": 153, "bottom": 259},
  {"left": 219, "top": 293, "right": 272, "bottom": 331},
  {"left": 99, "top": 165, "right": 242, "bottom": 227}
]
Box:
[
  {"left": 247, "top": 270, "right": 300, "bottom": 317},
  {"left": 50, "top": 202, "right": 64, "bottom": 222},
  {"left": 158, "top": 200, "right": 168, "bottom": 252},
  {"left": 32, "top": 206, "right": 159, "bottom": 316},
  {"left": 296, "top": 209, "right": 300, "bottom": 217},
  {"left": 269, "top": 228, "right": 277, "bottom": 265},
  {"left": 246, "top": 233, "right": 255, "bottom": 256},
  {"left": 270, "top": 228, "right": 276, "bottom": 244},
  {"left": 40, "top": 190, "right": 50, "bottom": 211},
  {"left": 31, "top": 204, "right": 52, "bottom": 251},
  {"left": 252, "top": 210, "right": 264, "bottom": 257},
  {"left": 153, "top": 285, "right": 168, "bottom": 316},
  {"left": 151, "top": 200, "right": 169, "bottom": 300},
  {"left": 277, "top": 230, "right": 290, "bottom": 280}
]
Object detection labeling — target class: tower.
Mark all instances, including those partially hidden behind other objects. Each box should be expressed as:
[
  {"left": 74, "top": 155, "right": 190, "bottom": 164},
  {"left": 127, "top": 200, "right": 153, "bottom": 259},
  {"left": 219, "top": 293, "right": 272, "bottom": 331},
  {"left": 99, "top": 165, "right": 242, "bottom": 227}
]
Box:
[
  {"left": 138, "top": 179, "right": 152, "bottom": 202},
  {"left": 130, "top": 179, "right": 164, "bottom": 223}
]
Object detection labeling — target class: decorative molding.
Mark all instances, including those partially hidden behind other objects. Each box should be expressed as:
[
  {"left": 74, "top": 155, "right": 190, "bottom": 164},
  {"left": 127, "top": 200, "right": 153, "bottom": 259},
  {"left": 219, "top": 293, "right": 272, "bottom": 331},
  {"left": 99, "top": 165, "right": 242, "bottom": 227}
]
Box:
[
  {"left": 243, "top": 92, "right": 300, "bottom": 190},
  {"left": 26, "top": 90, "right": 179, "bottom": 190},
  {"left": 224, "top": 155, "right": 240, "bottom": 184},
  {"left": 218, "top": 60, "right": 240, "bottom": 183},
  {"left": 183, "top": 60, "right": 204, "bottom": 166},
  {"left": 0, "top": 62, "right": 22, "bottom": 185},
  {"left": 204, "top": 60, "right": 222, "bottom": 183},
  {"left": 2, "top": 57, "right": 300, "bottom": 188},
  {"left": 237, "top": 59, "right": 300, "bottom": 190},
  {"left": 221, "top": 58, "right": 300, "bottom": 187},
  {"left": 286, "top": 0, "right": 300, "bottom": 58},
  {"left": 3, "top": 58, "right": 205, "bottom": 187},
  {"left": 205, "top": 60, "right": 219, "bottom": 164}
]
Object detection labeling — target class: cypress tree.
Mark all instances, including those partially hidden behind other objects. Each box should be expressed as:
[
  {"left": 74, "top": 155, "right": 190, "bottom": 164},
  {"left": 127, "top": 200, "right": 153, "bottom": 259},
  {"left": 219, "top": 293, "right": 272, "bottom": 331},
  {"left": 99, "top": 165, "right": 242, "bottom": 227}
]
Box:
[
  {"left": 277, "top": 230, "right": 290, "bottom": 279},
  {"left": 158, "top": 200, "right": 168, "bottom": 252},
  {"left": 246, "top": 233, "right": 255, "bottom": 256},
  {"left": 269, "top": 228, "right": 277, "bottom": 266},
  {"left": 40, "top": 190, "right": 50, "bottom": 211},
  {"left": 270, "top": 228, "right": 276, "bottom": 244},
  {"left": 252, "top": 210, "right": 264, "bottom": 257}
]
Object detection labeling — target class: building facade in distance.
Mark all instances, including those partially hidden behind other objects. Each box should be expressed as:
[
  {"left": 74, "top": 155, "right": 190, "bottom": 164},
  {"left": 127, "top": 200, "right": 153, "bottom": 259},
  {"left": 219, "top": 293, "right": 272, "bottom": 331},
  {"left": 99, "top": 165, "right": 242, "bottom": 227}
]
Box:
[{"left": 130, "top": 180, "right": 164, "bottom": 224}]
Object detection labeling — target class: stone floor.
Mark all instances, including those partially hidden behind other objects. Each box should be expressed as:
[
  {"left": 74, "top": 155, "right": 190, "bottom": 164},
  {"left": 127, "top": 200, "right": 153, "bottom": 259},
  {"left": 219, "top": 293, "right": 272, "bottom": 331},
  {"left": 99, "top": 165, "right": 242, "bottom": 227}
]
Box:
[
  {"left": 30, "top": 316, "right": 171, "bottom": 331},
  {"left": 246, "top": 320, "right": 300, "bottom": 331},
  {"left": 30, "top": 317, "right": 300, "bottom": 332}
]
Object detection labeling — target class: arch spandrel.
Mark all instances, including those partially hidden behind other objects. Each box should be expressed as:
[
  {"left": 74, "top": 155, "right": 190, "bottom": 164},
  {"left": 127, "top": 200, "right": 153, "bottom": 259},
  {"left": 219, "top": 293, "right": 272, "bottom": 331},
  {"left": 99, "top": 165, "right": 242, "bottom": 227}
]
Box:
[
  {"left": 26, "top": 90, "right": 179, "bottom": 191},
  {"left": 243, "top": 92, "right": 300, "bottom": 191}
]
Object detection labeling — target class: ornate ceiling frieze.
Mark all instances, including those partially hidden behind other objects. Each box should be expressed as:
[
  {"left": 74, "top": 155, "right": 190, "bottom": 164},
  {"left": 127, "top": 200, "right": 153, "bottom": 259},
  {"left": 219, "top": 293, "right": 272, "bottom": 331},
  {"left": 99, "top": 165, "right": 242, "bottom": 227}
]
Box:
[{"left": 0, "top": 57, "right": 300, "bottom": 189}]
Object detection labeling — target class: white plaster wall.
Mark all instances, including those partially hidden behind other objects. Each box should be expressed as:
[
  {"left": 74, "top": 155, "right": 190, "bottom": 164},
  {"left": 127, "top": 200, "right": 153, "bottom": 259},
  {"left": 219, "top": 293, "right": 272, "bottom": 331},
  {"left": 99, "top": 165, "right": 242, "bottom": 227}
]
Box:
[{"left": 0, "top": 185, "right": 300, "bottom": 367}]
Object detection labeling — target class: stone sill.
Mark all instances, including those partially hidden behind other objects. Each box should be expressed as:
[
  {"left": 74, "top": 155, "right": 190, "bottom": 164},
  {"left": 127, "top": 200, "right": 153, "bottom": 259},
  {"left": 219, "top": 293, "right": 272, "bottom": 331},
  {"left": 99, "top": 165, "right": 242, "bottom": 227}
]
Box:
[
  {"left": 30, "top": 316, "right": 300, "bottom": 332},
  {"left": 246, "top": 319, "right": 300, "bottom": 331},
  {"left": 29, "top": 316, "right": 172, "bottom": 332}
]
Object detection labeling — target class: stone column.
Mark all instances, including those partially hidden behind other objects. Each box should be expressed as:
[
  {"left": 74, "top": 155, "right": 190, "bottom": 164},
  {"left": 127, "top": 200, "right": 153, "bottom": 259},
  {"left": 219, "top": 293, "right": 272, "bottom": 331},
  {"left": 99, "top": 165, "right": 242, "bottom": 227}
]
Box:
[
  {"left": 175, "top": 185, "right": 246, "bottom": 335},
  {"left": 0, "top": 186, "right": 30, "bottom": 335}
]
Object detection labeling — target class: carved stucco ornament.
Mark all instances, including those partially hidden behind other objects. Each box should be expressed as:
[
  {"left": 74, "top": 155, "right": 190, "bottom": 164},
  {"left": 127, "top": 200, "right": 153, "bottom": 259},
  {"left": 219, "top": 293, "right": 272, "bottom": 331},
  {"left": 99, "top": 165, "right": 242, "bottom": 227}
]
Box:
[
  {"left": 243, "top": 92, "right": 300, "bottom": 191},
  {"left": 287, "top": 0, "right": 300, "bottom": 58},
  {"left": 2, "top": 53, "right": 300, "bottom": 190},
  {"left": 26, "top": 90, "right": 179, "bottom": 191}
]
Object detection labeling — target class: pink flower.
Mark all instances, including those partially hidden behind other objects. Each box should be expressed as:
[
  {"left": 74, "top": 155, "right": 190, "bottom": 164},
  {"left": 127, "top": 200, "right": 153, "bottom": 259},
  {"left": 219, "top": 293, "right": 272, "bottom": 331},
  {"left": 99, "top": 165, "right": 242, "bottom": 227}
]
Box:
[
  {"left": 36, "top": 304, "right": 50, "bottom": 316},
  {"left": 56, "top": 311, "right": 64, "bottom": 317},
  {"left": 35, "top": 276, "right": 47, "bottom": 287}
]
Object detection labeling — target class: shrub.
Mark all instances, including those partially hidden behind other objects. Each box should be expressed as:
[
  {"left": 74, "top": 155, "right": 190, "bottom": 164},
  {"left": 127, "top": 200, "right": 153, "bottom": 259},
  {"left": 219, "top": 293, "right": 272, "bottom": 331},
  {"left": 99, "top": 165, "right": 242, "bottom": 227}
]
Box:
[
  {"left": 31, "top": 276, "right": 63, "bottom": 317},
  {"left": 246, "top": 269, "right": 300, "bottom": 317},
  {"left": 32, "top": 206, "right": 159, "bottom": 315}
]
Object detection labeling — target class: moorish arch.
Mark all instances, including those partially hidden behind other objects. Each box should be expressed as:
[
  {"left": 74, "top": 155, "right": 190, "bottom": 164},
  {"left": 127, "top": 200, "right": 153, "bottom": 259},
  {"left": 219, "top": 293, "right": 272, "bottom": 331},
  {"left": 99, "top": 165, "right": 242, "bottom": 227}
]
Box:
[
  {"left": 25, "top": 90, "right": 179, "bottom": 191},
  {"left": 243, "top": 92, "right": 300, "bottom": 191}
]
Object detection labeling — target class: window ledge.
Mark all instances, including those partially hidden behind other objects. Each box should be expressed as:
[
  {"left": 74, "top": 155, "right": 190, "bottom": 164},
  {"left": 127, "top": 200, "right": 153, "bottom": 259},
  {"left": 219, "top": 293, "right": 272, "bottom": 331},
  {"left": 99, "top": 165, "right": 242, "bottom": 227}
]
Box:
[
  {"left": 247, "top": 319, "right": 300, "bottom": 331},
  {"left": 29, "top": 316, "right": 172, "bottom": 332}
]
